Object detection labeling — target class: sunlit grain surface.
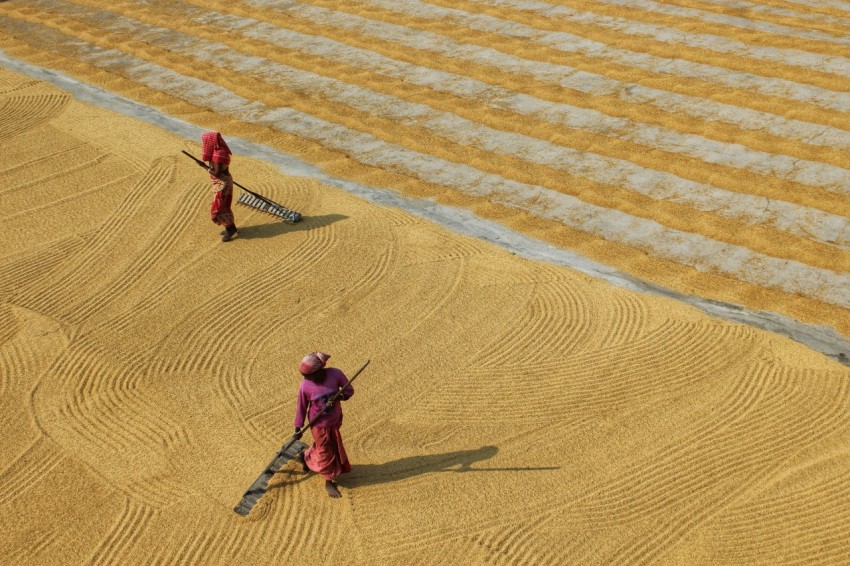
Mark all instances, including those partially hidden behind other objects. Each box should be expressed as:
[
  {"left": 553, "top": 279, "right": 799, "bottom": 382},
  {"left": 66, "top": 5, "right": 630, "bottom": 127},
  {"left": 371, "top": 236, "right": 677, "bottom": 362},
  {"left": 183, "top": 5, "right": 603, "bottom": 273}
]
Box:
[{"left": 1, "top": 1, "right": 849, "bottom": 564}]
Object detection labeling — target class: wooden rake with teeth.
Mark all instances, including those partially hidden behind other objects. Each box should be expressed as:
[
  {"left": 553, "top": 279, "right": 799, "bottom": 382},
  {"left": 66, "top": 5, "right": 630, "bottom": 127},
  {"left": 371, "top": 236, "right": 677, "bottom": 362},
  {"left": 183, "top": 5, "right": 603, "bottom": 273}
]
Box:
[
  {"left": 233, "top": 359, "right": 370, "bottom": 517},
  {"left": 182, "top": 150, "right": 302, "bottom": 223}
]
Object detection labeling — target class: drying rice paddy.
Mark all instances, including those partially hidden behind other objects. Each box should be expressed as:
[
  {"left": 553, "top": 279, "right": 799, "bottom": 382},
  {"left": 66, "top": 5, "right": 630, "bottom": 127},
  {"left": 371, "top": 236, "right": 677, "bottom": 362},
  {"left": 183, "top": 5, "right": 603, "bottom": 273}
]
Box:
[{"left": 1, "top": 1, "right": 849, "bottom": 564}]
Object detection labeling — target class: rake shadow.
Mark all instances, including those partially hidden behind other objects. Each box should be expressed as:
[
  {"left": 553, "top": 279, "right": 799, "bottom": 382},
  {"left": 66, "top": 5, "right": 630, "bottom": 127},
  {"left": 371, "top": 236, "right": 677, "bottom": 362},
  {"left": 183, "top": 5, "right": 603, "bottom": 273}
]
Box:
[{"left": 236, "top": 213, "right": 348, "bottom": 240}]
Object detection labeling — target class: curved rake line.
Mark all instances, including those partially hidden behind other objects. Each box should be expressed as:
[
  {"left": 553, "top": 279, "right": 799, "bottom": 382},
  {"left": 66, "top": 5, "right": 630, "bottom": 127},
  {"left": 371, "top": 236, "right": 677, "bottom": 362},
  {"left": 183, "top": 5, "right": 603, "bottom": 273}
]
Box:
[
  {"left": 65, "top": 340, "right": 191, "bottom": 452},
  {"left": 58, "top": 352, "right": 176, "bottom": 455},
  {"left": 63, "top": 389, "right": 133, "bottom": 454},
  {"left": 0, "top": 143, "right": 85, "bottom": 175},
  {"left": 232, "top": 239, "right": 393, "bottom": 429},
  {"left": 162, "top": 530, "right": 215, "bottom": 566},
  {"left": 1, "top": 147, "right": 110, "bottom": 196},
  {"left": 430, "top": 230, "right": 486, "bottom": 264},
  {"left": 430, "top": 321, "right": 755, "bottom": 422},
  {"left": 170, "top": 223, "right": 336, "bottom": 376},
  {"left": 714, "top": 486, "right": 850, "bottom": 563},
  {"left": 0, "top": 92, "right": 69, "bottom": 139},
  {"left": 0, "top": 339, "right": 40, "bottom": 399},
  {"left": 231, "top": 475, "right": 311, "bottom": 558},
  {"left": 0, "top": 436, "right": 61, "bottom": 507},
  {"left": 600, "top": 345, "right": 770, "bottom": 477},
  {"left": 124, "top": 473, "right": 190, "bottom": 510},
  {"left": 64, "top": 160, "right": 179, "bottom": 324},
  {"left": 477, "top": 285, "right": 584, "bottom": 367},
  {"left": 735, "top": 431, "right": 850, "bottom": 516},
  {"left": 6, "top": 168, "right": 131, "bottom": 225},
  {"left": 466, "top": 286, "right": 537, "bottom": 365},
  {"left": 5, "top": 529, "right": 56, "bottom": 564},
  {"left": 204, "top": 230, "right": 339, "bottom": 416},
  {"left": 57, "top": 164, "right": 174, "bottom": 324},
  {"left": 215, "top": 219, "right": 381, "bottom": 413},
  {"left": 716, "top": 481, "right": 850, "bottom": 547},
  {"left": 0, "top": 76, "right": 39, "bottom": 92},
  {"left": 553, "top": 329, "right": 749, "bottom": 421},
  {"left": 94, "top": 185, "right": 205, "bottom": 331},
  {"left": 238, "top": 223, "right": 399, "bottom": 382},
  {"left": 604, "top": 369, "right": 850, "bottom": 564},
  {"left": 0, "top": 348, "right": 11, "bottom": 398},
  {"left": 597, "top": 291, "right": 649, "bottom": 347},
  {"left": 9, "top": 174, "right": 139, "bottom": 312},
  {"left": 0, "top": 234, "right": 86, "bottom": 297},
  {"left": 543, "top": 281, "right": 596, "bottom": 356},
  {"left": 491, "top": 364, "right": 781, "bottom": 559},
  {"left": 88, "top": 498, "right": 157, "bottom": 566},
  {"left": 105, "top": 370, "right": 192, "bottom": 450}
]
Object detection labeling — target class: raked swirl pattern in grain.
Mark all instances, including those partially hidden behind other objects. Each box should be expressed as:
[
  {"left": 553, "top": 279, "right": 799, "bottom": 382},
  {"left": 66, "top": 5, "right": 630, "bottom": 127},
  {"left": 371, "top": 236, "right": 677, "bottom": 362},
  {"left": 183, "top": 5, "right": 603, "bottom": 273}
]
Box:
[{"left": 0, "top": 0, "right": 848, "bottom": 335}]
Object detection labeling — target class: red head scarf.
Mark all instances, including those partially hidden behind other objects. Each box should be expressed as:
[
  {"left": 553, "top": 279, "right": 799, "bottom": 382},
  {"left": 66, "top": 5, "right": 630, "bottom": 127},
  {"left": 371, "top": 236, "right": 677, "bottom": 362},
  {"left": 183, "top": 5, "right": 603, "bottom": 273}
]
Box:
[
  {"left": 201, "top": 131, "right": 232, "bottom": 165},
  {"left": 299, "top": 352, "right": 330, "bottom": 375}
]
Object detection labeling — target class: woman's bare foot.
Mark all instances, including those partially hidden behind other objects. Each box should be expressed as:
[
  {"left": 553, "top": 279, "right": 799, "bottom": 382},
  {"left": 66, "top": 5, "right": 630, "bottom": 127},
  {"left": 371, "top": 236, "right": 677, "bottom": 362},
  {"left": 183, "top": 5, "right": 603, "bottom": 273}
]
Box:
[{"left": 325, "top": 480, "right": 341, "bottom": 498}]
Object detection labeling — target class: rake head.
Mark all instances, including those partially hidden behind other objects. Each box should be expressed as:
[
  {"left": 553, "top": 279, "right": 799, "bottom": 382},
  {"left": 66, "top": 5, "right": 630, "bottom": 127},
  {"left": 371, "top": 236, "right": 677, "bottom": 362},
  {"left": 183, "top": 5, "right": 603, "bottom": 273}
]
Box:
[{"left": 237, "top": 192, "right": 302, "bottom": 223}]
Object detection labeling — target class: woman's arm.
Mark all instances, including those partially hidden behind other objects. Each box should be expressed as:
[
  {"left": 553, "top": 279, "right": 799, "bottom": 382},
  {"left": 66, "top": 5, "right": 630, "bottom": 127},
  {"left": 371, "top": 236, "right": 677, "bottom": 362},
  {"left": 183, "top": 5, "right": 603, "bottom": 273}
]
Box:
[
  {"left": 339, "top": 371, "right": 354, "bottom": 400},
  {"left": 294, "top": 385, "right": 308, "bottom": 430}
]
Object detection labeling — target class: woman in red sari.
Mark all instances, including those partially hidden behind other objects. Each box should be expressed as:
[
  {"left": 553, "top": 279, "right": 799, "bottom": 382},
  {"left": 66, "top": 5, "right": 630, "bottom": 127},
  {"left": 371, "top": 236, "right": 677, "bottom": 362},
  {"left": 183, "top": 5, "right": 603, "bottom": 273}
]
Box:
[
  {"left": 293, "top": 352, "right": 354, "bottom": 498},
  {"left": 201, "top": 131, "right": 237, "bottom": 242}
]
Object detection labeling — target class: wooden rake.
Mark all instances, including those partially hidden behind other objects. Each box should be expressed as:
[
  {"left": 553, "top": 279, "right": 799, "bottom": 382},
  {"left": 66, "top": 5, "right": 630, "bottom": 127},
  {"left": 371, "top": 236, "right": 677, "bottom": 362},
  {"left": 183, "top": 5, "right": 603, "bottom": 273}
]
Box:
[
  {"left": 181, "top": 150, "right": 302, "bottom": 223},
  {"left": 233, "top": 359, "right": 370, "bottom": 516}
]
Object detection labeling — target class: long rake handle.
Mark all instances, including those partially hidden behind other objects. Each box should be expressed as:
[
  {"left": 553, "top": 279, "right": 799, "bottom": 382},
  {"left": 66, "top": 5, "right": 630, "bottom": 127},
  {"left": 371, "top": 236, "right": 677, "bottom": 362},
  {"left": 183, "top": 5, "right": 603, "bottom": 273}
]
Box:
[
  {"left": 300, "top": 359, "right": 370, "bottom": 433},
  {"left": 181, "top": 150, "right": 281, "bottom": 210},
  {"left": 265, "top": 359, "right": 371, "bottom": 466}
]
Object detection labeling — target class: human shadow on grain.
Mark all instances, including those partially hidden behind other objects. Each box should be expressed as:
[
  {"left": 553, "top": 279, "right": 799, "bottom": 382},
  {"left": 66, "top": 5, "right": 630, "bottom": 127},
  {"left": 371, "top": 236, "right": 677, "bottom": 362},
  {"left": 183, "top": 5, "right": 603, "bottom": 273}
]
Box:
[
  {"left": 265, "top": 445, "right": 558, "bottom": 496},
  {"left": 236, "top": 214, "right": 347, "bottom": 240},
  {"left": 340, "top": 445, "right": 559, "bottom": 488}
]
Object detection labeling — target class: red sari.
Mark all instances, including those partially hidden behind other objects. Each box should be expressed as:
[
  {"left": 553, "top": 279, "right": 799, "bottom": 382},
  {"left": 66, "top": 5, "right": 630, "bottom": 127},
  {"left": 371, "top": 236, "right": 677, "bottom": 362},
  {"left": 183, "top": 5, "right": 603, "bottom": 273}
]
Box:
[
  {"left": 209, "top": 178, "right": 234, "bottom": 227},
  {"left": 304, "top": 426, "right": 351, "bottom": 481},
  {"left": 201, "top": 132, "right": 235, "bottom": 227}
]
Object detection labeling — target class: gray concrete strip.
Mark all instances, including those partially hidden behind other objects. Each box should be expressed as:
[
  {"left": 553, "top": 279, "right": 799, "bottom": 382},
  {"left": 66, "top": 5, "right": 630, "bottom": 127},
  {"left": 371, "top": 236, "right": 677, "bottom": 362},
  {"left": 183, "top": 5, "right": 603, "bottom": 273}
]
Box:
[
  {"left": 238, "top": 0, "right": 850, "bottom": 150},
  {"left": 188, "top": 4, "right": 850, "bottom": 154},
  {"left": 360, "top": 0, "right": 850, "bottom": 112},
  {"left": 1, "top": 21, "right": 849, "bottom": 308},
  {"left": 593, "top": 0, "right": 850, "bottom": 49},
  {"left": 782, "top": 0, "right": 850, "bottom": 12},
  {"left": 695, "top": 0, "right": 850, "bottom": 27},
  {"left": 1, "top": 50, "right": 847, "bottom": 366},
  {"left": 257, "top": 0, "right": 850, "bottom": 77},
  {"left": 26, "top": 1, "right": 850, "bottom": 247},
  {"left": 323, "top": 0, "right": 850, "bottom": 74},
  {"left": 344, "top": 0, "right": 850, "bottom": 76}
]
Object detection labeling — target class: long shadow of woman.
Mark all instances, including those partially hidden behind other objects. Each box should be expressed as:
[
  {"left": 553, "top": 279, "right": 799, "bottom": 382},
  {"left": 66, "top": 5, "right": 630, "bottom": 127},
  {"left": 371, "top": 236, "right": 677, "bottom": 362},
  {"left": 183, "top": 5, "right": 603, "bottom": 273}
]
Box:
[{"left": 339, "top": 446, "right": 557, "bottom": 489}]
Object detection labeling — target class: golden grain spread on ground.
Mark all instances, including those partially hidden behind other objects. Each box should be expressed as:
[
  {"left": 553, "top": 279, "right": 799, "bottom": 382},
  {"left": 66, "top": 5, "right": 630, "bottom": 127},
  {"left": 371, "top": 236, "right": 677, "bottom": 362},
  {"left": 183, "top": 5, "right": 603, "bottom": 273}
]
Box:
[{"left": 1, "top": 1, "right": 849, "bottom": 564}]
